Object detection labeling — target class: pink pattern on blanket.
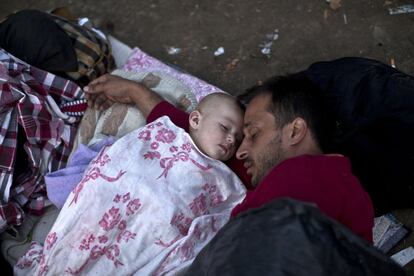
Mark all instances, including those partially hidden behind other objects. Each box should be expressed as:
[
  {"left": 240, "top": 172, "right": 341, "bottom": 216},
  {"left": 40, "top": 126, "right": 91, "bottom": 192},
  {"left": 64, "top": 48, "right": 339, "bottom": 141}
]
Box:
[
  {"left": 154, "top": 181, "right": 224, "bottom": 271},
  {"left": 66, "top": 192, "right": 140, "bottom": 274},
  {"left": 139, "top": 120, "right": 212, "bottom": 178},
  {"left": 123, "top": 47, "right": 222, "bottom": 101},
  {"left": 45, "top": 232, "right": 58, "bottom": 250},
  {"left": 16, "top": 242, "right": 43, "bottom": 270},
  {"left": 70, "top": 146, "right": 126, "bottom": 206}
]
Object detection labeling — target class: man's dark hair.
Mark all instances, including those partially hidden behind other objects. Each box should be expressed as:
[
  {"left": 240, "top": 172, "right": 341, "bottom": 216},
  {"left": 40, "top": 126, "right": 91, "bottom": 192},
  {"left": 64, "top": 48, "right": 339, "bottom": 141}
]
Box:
[{"left": 238, "top": 73, "right": 335, "bottom": 152}]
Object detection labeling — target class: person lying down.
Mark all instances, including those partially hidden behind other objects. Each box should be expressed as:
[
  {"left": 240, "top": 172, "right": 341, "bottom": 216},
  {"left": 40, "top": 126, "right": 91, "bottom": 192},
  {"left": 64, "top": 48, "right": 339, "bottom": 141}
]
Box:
[{"left": 15, "top": 93, "right": 247, "bottom": 275}]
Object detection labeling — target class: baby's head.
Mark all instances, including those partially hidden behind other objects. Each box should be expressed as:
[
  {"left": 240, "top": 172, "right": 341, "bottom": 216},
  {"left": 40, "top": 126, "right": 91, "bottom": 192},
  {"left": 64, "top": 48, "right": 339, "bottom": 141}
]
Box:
[{"left": 189, "top": 93, "right": 244, "bottom": 161}]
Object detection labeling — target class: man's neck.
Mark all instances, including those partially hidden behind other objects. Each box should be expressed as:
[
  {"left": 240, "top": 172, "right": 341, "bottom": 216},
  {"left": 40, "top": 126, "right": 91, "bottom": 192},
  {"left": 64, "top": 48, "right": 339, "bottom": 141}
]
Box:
[{"left": 285, "top": 136, "right": 323, "bottom": 160}]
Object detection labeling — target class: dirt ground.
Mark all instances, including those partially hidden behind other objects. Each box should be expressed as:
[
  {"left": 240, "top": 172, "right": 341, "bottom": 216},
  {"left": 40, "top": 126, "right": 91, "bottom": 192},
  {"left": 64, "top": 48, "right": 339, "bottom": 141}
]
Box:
[
  {"left": 2, "top": 0, "right": 414, "bottom": 94},
  {"left": 1, "top": 0, "right": 414, "bottom": 274}
]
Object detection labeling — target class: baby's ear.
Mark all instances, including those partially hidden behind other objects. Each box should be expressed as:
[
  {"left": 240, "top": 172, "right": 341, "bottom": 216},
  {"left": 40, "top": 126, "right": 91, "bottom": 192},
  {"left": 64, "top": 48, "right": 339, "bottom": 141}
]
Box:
[{"left": 189, "top": 110, "right": 202, "bottom": 129}]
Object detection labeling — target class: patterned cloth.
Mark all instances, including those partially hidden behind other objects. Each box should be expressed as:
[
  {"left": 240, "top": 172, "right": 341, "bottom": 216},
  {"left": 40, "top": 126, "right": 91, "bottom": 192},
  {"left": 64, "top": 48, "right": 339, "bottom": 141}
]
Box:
[
  {"left": 0, "top": 48, "right": 84, "bottom": 232},
  {"left": 15, "top": 116, "right": 246, "bottom": 275},
  {"left": 52, "top": 14, "right": 115, "bottom": 87},
  {"left": 124, "top": 47, "right": 223, "bottom": 101}
]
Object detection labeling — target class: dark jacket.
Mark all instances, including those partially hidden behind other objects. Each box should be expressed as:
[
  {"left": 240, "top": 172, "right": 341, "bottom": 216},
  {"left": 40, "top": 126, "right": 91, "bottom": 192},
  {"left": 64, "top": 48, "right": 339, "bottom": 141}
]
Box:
[{"left": 305, "top": 57, "right": 414, "bottom": 214}]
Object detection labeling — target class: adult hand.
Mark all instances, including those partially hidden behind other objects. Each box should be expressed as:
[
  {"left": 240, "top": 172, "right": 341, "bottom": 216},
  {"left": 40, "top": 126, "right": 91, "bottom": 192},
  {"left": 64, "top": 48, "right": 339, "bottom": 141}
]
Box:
[
  {"left": 84, "top": 73, "right": 164, "bottom": 118},
  {"left": 84, "top": 74, "right": 141, "bottom": 110}
]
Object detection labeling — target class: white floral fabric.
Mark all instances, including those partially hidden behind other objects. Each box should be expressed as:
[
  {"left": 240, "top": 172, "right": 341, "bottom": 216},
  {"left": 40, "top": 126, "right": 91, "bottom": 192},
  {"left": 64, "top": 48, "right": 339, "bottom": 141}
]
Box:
[{"left": 14, "top": 116, "right": 246, "bottom": 275}]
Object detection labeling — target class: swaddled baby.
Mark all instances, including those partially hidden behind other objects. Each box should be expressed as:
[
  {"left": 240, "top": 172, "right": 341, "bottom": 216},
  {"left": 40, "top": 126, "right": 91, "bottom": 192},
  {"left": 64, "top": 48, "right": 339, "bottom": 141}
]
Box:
[{"left": 17, "top": 93, "right": 246, "bottom": 275}]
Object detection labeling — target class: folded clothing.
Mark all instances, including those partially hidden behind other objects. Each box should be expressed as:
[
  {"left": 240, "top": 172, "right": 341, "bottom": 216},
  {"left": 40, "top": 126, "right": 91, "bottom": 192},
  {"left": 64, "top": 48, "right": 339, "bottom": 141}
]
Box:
[{"left": 0, "top": 48, "right": 84, "bottom": 232}]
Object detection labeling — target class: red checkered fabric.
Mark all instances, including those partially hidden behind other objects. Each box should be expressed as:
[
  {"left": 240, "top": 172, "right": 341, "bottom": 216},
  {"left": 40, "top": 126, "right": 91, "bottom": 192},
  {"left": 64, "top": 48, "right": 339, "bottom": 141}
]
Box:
[{"left": 0, "top": 48, "right": 84, "bottom": 232}]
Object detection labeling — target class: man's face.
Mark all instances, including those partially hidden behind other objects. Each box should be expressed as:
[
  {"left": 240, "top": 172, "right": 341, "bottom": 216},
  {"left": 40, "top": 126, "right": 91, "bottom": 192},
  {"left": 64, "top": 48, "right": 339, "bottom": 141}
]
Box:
[{"left": 236, "top": 94, "right": 287, "bottom": 186}]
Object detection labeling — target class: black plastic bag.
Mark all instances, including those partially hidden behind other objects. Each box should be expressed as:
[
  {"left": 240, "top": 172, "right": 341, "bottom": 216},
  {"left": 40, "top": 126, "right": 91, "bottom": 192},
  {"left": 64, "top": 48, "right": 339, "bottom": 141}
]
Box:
[{"left": 185, "top": 198, "right": 405, "bottom": 276}]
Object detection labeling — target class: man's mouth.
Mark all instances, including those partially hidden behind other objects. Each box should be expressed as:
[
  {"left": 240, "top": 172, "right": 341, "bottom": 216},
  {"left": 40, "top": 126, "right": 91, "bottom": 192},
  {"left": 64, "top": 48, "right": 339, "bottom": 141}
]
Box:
[{"left": 244, "top": 161, "right": 253, "bottom": 175}]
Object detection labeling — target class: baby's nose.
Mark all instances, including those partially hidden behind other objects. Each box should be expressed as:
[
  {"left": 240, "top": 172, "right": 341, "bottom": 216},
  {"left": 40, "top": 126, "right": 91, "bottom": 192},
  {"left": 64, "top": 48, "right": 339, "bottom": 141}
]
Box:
[{"left": 227, "top": 134, "right": 235, "bottom": 144}]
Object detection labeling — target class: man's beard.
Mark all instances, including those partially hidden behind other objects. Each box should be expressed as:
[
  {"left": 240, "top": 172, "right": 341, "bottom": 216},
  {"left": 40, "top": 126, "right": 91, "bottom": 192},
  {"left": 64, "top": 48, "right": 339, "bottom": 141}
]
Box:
[{"left": 251, "top": 133, "right": 284, "bottom": 187}]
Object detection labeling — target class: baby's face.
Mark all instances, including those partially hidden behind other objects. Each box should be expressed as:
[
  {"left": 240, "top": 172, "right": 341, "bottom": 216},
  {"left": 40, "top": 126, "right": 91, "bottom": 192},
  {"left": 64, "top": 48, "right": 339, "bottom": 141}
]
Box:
[{"left": 195, "top": 105, "right": 244, "bottom": 161}]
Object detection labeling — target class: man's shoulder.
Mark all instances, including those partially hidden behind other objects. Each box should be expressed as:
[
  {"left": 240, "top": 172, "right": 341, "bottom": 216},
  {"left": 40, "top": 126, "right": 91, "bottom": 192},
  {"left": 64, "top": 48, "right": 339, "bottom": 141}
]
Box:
[
  {"left": 263, "top": 154, "right": 352, "bottom": 182},
  {"left": 278, "top": 154, "right": 349, "bottom": 168}
]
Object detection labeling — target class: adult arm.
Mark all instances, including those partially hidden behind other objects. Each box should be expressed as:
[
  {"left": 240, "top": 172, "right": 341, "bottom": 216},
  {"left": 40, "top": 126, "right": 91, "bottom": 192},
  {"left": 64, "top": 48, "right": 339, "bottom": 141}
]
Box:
[{"left": 84, "top": 74, "right": 163, "bottom": 119}]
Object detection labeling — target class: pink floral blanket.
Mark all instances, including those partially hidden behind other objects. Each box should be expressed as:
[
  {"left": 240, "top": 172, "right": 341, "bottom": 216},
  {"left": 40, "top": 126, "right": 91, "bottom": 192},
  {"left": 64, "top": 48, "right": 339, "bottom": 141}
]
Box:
[{"left": 15, "top": 116, "right": 246, "bottom": 275}]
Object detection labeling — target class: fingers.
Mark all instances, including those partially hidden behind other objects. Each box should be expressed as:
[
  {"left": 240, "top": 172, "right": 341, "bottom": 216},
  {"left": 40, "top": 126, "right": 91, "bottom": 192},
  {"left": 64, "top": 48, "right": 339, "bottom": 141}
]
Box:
[
  {"left": 94, "top": 94, "right": 107, "bottom": 110},
  {"left": 88, "top": 74, "right": 110, "bottom": 86},
  {"left": 87, "top": 94, "right": 113, "bottom": 110},
  {"left": 101, "top": 99, "right": 115, "bottom": 110},
  {"left": 84, "top": 74, "right": 111, "bottom": 94},
  {"left": 93, "top": 94, "right": 115, "bottom": 111},
  {"left": 83, "top": 74, "right": 136, "bottom": 108},
  {"left": 84, "top": 82, "right": 104, "bottom": 94},
  {"left": 86, "top": 94, "right": 97, "bottom": 108},
  {"left": 95, "top": 98, "right": 114, "bottom": 111},
  {"left": 84, "top": 74, "right": 116, "bottom": 110}
]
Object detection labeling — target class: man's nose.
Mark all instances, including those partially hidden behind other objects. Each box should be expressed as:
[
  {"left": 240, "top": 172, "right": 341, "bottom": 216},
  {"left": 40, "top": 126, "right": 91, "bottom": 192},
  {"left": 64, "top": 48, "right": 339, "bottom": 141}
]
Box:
[{"left": 236, "top": 140, "right": 248, "bottom": 160}]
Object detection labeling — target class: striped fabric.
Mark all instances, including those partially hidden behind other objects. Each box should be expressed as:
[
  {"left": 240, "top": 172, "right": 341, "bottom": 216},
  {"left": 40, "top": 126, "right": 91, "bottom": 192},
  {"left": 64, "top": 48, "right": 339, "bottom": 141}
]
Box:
[
  {"left": 51, "top": 14, "right": 115, "bottom": 87},
  {"left": 0, "top": 49, "right": 84, "bottom": 232}
]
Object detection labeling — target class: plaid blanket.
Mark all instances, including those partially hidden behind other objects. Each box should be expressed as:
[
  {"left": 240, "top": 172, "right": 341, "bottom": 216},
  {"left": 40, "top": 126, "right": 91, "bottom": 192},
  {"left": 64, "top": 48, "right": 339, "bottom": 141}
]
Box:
[{"left": 0, "top": 48, "right": 84, "bottom": 232}]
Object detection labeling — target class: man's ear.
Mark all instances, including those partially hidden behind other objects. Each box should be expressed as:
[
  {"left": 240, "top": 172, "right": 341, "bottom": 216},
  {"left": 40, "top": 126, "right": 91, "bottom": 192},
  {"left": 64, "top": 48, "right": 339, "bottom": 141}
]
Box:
[
  {"left": 284, "top": 117, "right": 308, "bottom": 146},
  {"left": 189, "top": 110, "right": 202, "bottom": 130}
]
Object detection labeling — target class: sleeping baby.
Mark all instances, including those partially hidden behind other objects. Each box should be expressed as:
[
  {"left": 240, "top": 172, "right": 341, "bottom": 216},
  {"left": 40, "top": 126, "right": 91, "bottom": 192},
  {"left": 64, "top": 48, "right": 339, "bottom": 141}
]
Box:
[{"left": 16, "top": 93, "right": 246, "bottom": 275}]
